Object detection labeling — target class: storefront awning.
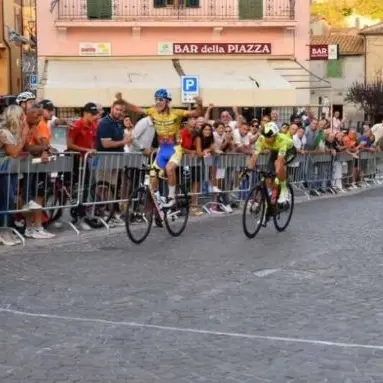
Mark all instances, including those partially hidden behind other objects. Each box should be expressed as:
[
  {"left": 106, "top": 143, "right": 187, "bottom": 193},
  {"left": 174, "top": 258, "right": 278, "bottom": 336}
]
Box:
[
  {"left": 178, "top": 59, "right": 297, "bottom": 107},
  {"left": 43, "top": 59, "right": 182, "bottom": 107}
]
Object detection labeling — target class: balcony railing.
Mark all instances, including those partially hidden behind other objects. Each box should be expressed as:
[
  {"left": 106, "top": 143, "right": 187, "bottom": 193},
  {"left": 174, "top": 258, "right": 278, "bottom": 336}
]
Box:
[{"left": 57, "top": 0, "right": 295, "bottom": 22}]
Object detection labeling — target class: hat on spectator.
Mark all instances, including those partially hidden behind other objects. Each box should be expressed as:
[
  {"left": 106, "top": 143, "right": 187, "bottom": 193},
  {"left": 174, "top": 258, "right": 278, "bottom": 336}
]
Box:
[
  {"left": 39, "top": 99, "right": 55, "bottom": 111},
  {"left": 83, "top": 102, "right": 99, "bottom": 115}
]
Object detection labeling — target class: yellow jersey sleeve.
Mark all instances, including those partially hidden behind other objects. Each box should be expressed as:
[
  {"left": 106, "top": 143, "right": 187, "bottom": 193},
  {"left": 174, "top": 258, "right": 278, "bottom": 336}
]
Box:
[
  {"left": 254, "top": 135, "right": 265, "bottom": 155},
  {"left": 276, "top": 134, "right": 293, "bottom": 157},
  {"left": 172, "top": 109, "right": 189, "bottom": 120},
  {"left": 144, "top": 107, "right": 156, "bottom": 118}
]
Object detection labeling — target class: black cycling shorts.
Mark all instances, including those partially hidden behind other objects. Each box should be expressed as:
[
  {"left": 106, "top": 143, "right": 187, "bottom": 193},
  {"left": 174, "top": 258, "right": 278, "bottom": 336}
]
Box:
[{"left": 266, "top": 146, "right": 297, "bottom": 173}]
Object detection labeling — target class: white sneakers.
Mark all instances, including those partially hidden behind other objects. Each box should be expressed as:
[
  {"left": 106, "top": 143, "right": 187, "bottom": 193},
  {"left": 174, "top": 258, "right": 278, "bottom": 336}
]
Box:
[
  {"left": 22, "top": 200, "right": 43, "bottom": 210},
  {"left": 24, "top": 227, "right": 55, "bottom": 239},
  {"left": 109, "top": 215, "right": 125, "bottom": 227},
  {"left": 77, "top": 218, "right": 92, "bottom": 231},
  {"left": 162, "top": 198, "right": 176, "bottom": 209},
  {"left": 0, "top": 231, "right": 22, "bottom": 246}
]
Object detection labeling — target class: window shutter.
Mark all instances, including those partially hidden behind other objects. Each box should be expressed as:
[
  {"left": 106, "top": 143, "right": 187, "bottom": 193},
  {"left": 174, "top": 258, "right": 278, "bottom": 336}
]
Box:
[
  {"left": 153, "top": 0, "right": 166, "bottom": 8},
  {"left": 239, "top": 0, "right": 263, "bottom": 20},
  {"left": 326, "top": 60, "right": 343, "bottom": 78},
  {"left": 185, "top": 0, "right": 199, "bottom": 7},
  {"left": 87, "top": 0, "right": 112, "bottom": 19}
]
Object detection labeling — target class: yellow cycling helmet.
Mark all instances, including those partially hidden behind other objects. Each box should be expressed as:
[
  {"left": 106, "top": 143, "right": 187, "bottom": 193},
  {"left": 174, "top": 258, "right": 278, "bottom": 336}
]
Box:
[{"left": 262, "top": 122, "right": 279, "bottom": 138}]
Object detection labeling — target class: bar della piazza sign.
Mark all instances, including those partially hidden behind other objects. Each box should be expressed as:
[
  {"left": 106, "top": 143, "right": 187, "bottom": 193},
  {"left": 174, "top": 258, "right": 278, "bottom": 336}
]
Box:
[{"left": 158, "top": 42, "right": 272, "bottom": 55}]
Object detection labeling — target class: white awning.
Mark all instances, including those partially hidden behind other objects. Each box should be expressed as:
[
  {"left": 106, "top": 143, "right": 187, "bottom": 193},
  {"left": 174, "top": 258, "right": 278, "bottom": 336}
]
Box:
[
  {"left": 43, "top": 59, "right": 181, "bottom": 107},
  {"left": 178, "top": 59, "right": 297, "bottom": 107}
]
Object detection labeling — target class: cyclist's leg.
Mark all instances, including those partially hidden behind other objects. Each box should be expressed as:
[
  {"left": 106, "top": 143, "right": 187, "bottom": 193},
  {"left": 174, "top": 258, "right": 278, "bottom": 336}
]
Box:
[
  {"left": 265, "top": 151, "right": 278, "bottom": 191},
  {"left": 275, "top": 156, "right": 287, "bottom": 183},
  {"left": 276, "top": 147, "right": 296, "bottom": 200},
  {"left": 151, "top": 144, "right": 171, "bottom": 192},
  {"left": 163, "top": 145, "right": 182, "bottom": 207},
  {"left": 275, "top": 154, "right": 290, "bottom": 203}
]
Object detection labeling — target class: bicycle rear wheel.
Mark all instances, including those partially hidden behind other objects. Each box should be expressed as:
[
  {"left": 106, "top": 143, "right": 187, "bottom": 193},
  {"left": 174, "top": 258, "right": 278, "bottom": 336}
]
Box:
[
  {"left": 242, "top": 184, "right": 266, "bottom": 239},
  {"left": 273, "top": 183, "right": 294, "bottom": 232},
  {"left": 125, "top": 186, "right": 153, "bottom": 244},
  {"left": 164, "top": 184, "right": 189, "bottom": 237},
  {"left": 45, "top": 192, "right": 64, "bottom": 225}
]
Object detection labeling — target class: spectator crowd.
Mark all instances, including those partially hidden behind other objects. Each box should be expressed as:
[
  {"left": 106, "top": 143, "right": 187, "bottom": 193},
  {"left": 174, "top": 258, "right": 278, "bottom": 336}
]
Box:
[{"left": 1, "top": 91, "right": 383, "bottom": 247}]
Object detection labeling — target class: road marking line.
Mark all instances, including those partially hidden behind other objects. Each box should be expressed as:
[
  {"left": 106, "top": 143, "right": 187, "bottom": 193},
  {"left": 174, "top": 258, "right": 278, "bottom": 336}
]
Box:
[{"left": 1, "top": 307, "right": 382, "bottom": 351}]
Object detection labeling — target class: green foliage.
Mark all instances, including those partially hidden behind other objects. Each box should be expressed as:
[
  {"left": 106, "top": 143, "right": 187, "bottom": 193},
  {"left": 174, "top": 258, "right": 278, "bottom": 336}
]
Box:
[
  {"left": 311, "top": 0, "right": 383, "bottom": 26},
  {"left": 345, "top": 79, "right": 383, "bottom": 120}
]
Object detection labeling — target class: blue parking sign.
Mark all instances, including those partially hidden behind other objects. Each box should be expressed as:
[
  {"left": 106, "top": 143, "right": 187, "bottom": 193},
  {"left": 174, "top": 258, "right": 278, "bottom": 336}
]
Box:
[
  {"left": 29, "top": 74, "right": 37, "bottom": 90},
  {"left": 181, "top": 75, "right": 199, "bottom": 103}
]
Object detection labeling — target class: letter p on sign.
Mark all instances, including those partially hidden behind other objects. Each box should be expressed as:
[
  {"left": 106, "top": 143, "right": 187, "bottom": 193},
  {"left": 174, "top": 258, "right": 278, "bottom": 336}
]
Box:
[
  {"left": 185, "top": 79, "right": 195, "bottom": 91},
  {"left": 181, "top": 75, "right": 199, "bottom": 104}
]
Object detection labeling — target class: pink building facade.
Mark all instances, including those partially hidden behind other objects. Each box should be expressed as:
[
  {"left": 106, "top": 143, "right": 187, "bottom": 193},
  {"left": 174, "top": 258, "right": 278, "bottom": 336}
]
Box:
[{"left": 36, "top": 0, "right": 313, "bottom": 107}]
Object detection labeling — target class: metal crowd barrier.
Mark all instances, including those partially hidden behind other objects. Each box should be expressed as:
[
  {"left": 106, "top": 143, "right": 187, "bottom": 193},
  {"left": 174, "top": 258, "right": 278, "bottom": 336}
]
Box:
[
  {"left": 179, "top": 153, "right": 251, "bottom": 214},
  {"left": 0, "top": 152, "right": 81, "bottom": 244},
  {"left": 81, "top": 151, "right": 148, "bottom": 230},
  {"left": 1, "top": 150, "right": 383, "bottom": 245}
]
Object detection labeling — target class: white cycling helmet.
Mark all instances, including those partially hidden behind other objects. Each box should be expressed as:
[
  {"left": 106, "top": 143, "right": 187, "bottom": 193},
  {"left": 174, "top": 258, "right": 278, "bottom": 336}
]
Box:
[
  {"left": 16, "top": 91, "right": 35, "bottom": 105},
  {"left": 262, "top": 121, "right": 279, "bottom": 138}
]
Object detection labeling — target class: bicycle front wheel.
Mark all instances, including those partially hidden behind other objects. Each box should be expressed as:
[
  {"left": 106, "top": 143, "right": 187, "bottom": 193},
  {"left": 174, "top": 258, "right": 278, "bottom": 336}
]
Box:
[
  {"left": 164, "top": 184, "right": 189, "bottom": 237},
  {"left": 125, "top": 186, "right": 154, "bottom": 244},
  {"left": 242, "top": 184, "right": 266, "bottom": 239},
  {"left": 273, "top": 183, "right": 294, "bottom": 232}
]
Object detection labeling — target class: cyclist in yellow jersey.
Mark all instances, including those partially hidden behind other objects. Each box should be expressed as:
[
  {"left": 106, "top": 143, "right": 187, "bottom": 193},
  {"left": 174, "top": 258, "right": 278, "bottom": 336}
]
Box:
[
  {"left": 124, "top": 89, "right": 203, "bottom": 208},
  {"left": 245, "top": 122, "right": 296, "bottom": 203}
]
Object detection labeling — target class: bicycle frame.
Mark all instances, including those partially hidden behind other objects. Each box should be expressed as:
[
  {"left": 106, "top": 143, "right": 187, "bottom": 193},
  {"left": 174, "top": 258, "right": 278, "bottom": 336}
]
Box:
[
  {"left": 258, "top": 171, "right": 280, "bottom": 207},
  {"left": 143, "top": 172, "right": 163, "bottom": 220}
]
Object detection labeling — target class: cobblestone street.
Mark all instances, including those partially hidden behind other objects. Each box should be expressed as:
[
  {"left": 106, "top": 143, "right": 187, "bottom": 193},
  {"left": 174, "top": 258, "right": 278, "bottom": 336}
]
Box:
[{"left": 1, "top": 189, "right": 383, "bottom": 382}]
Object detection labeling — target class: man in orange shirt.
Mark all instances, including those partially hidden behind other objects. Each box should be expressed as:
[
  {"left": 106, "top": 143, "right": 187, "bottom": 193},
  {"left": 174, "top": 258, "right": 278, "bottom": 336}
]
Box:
[
  {"left": 28, "top": 99, "right": 53, "bottom": 152},
  {"left": 24, "top": 99, "right": 55, "bottom": 239}
]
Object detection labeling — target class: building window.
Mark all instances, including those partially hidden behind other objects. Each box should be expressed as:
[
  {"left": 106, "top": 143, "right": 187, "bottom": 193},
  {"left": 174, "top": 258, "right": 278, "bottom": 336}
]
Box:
[
  {"left": 326, "top": 60, "right": 343, "bottom": 78},
  {"left": 87, "top": 0, "right": 112, "bottom": 19},
  {"left": 239, "top": 0, "right": 263, "bottom": 20},
  {"left": 154, "top": 0, "right": 200, "bottom": 8}
]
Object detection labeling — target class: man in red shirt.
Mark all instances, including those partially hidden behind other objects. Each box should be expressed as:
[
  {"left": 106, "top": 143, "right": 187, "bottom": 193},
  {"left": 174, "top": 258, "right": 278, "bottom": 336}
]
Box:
[
  {"left": 67, "top": 102, "right": 98, "bottom": 153},
  {"left": 180, "top": 116, "right": 197, "bottom": 152},
  {"left": 67, "top": 102, "right": 99, "bottom": 230},
  {"left": 180, "top": 117, "right": 203, "bottom": 216}
]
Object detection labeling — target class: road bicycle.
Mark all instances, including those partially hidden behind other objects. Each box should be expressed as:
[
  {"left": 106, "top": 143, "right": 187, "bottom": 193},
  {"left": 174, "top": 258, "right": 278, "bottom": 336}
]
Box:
[
  {"left": 242, "top": 167, "right": 294, "bottom": 238},
  {"left": 125, "top": 161, "right": 190, "bottom": 244}
]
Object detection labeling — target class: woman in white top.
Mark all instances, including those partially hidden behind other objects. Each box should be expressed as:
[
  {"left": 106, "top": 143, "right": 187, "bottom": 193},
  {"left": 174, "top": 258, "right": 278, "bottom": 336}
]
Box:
[
  {"left": 0, "top": 105, "right": 29, "bottom": 246},
  {"left": 332, "top": 111, "right": 344, "bottom": 133},
  {"left": 123, "top": 116, "right": 134, "bottom": 153}
]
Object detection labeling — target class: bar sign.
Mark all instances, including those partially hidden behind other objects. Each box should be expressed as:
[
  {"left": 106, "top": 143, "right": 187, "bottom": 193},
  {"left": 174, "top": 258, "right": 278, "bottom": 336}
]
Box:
[{"left": 310, "top": 44, "right": 339, "bottom": 61}]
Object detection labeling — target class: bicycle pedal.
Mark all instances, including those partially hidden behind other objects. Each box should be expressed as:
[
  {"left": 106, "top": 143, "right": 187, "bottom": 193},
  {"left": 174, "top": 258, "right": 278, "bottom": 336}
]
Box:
[{"left": 261, "top": 215, "right": 270, "bottom": 227}]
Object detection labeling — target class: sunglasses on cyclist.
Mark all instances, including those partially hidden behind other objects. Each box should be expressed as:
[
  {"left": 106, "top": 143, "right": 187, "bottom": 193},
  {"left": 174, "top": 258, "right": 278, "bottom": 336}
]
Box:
[{"left": 155, "top": 97, "right": 166, "bottom": 102}]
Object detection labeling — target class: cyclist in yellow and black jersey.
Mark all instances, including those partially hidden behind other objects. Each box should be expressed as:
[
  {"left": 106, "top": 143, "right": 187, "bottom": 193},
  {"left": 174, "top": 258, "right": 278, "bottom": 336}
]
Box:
[
  {"left": 123, "top": 89, "right": 203, "bottom": 208},
  {"left": 245, "top": 122, "right": 296, "bottom": 204}
]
